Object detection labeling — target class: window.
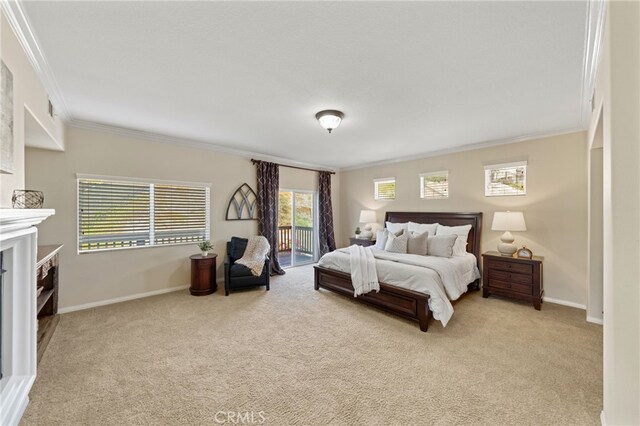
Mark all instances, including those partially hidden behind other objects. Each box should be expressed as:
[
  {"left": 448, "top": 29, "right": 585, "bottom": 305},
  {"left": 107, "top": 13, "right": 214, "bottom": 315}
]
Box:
[
  {"left": 374, "top": 177, "right": 396, "bottom": 200},
  {"left": 484, "top": 161, "right": 527, "bottom": 196},
  {"left": 78, "top": 175, "right": 210, "bottom": 253},
  {"left": 420, "top": 171, "right": 449, "bottom": 199}
]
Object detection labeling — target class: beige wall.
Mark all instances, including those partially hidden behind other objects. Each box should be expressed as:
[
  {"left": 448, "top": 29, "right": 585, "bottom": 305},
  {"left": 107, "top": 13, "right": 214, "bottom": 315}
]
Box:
[
  {"left": 339, "top": 131, "right": 588, "bottom": 306},
  {"left": 0, "top": 11, "right": 64, "bottom": 207},
  {"left": 599, "top": 2, "right": 640, "bottom": 424},
  {"left": 26, "top": 126, "right": 340, "bottom": 309}
]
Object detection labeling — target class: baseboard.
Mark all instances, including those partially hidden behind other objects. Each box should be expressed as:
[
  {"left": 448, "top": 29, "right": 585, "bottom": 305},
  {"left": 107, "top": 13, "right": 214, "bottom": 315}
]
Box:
[
  {"left": 542, "top": 296, "right": 587, "bottom": 310},
  {"left": 59, "top": 285, "right": 189, "bottom": 314},
  {"left": 600, "top": 410, "right": 606, "bottom": 425},
  {"left": 587, "top": 316, "right": 604, "bottom": 325}
]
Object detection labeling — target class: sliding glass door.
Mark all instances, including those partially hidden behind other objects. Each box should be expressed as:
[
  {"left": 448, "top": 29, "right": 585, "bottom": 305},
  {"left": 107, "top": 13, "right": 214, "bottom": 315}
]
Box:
[{"left": 278, "top": 190, "right": 316, "bottom": 267}]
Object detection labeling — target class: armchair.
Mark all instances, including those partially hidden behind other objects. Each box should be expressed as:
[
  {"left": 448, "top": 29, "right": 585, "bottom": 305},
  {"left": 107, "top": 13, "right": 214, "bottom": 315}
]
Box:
[{"left": 224, "top": 237, "right": 270, "bottom": 296}]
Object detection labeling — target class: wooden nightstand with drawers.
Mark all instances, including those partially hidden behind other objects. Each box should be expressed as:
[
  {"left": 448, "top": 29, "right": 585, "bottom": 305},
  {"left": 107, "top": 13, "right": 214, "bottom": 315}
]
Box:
[{"left": 482, "top": 251, "right": 544, "bottom": 310}]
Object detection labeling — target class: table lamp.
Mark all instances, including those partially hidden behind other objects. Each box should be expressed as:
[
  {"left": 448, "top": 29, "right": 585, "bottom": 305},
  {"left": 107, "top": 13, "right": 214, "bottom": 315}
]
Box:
[
  {"left": 358, "top": 210, "right": 378, "bottom": 239},
  {"left": 491, "top": 211, "right": 527, "bottom": 256}
]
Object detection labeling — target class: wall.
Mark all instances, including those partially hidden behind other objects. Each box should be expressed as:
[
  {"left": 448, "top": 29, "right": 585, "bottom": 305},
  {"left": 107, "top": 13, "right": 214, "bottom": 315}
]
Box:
[
  {"left": 25, "top": 126, "right": 341, "bottom": 310},
  {"left": 339, "top": 131, "right": 588, "bottom": 306},
  {"left": 0, "top": 11, "right": 64, "bottom": 207},
  {"left": 599, "top": 1, "right": 640, "bottom": 424}
]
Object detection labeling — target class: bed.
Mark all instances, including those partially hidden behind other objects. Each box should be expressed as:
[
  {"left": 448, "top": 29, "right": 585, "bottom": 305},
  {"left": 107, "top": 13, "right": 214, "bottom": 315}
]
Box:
[{"left": 313, "top": 211, "right": 482, "bottom": 332}]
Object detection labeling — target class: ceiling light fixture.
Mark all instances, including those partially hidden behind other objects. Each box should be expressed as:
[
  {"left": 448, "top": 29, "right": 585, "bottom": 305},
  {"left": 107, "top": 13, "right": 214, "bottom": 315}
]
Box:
[{"left": 315, "top": 110, "right": 344, "bottom": 134}]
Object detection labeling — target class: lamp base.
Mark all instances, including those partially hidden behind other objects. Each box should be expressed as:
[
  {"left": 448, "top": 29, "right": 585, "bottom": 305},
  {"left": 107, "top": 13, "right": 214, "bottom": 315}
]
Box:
[{"left": 497, "top": 231, "right": 517, "bottom": 257}]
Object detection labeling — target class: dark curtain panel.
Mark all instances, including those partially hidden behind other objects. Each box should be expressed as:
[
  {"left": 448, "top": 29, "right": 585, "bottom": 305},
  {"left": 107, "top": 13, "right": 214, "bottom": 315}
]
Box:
[
  {"left": 318, "top": 171, "right": 337, "bottom": 256},
  {"left": 257, "top": 161, "right": 285, "bottom": 275}
]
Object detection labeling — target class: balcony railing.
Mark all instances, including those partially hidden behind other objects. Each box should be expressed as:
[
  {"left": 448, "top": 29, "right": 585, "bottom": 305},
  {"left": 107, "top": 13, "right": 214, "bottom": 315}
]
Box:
[{"left": 278, "top": 226, "right": 313, "bottom": 254}]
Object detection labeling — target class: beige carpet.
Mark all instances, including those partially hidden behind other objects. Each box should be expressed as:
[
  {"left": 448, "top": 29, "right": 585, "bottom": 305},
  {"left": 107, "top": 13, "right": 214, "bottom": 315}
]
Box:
[{"left": 22, "top": 265, "right": 602, "bottom": 425}]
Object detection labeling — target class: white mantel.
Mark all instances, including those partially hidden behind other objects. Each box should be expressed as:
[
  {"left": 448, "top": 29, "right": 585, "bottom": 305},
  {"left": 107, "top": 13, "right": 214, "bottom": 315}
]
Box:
[{"left": 0, "top": 208, "right": 55, "bottom": 426}]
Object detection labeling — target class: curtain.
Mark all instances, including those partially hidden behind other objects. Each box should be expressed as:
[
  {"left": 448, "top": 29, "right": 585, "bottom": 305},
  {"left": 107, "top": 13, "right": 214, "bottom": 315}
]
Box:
[
  {"left": 318, "top": 171, "right": 337, "bottom": 256},
  {"left": 256, "top": 161, "right": 285, "bottom": 275}
]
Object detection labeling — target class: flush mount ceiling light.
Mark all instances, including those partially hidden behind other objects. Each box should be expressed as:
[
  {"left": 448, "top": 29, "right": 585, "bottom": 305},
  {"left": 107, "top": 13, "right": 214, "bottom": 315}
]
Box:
[{"left": 315, "top": 110, "right": 344, "bottom": 134}]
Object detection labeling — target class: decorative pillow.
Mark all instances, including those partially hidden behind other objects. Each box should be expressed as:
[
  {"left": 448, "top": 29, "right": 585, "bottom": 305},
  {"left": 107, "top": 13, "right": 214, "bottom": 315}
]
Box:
[
  {"left": 427, "top": 234, "right": 457, "bottom": 258},
  {"left": 408, "top": 222, "right": 439, "bottom": 235},
  {"left": 385, "top": 221, "right": 409, "bottom": 235},
  {"left": 436, "top": 224, "right": 472, "bottom": 256},
  {"left": 384, "top": 231, "right": 409, "bottom": 254},
  {"left": 407, "top": 231, "right": 429, "bottom": 255}
]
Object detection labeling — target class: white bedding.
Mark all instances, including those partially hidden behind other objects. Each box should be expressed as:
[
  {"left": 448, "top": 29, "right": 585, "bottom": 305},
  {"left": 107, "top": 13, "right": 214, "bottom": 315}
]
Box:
[{"left": 317, "top": 248, "right": 480, "bottom": 327}]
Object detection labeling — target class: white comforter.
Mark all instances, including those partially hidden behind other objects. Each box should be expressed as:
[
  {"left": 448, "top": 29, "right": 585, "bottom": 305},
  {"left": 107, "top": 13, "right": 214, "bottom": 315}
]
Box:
[{"left": 318, "top": 248, "right": 480, "bottom": 327}]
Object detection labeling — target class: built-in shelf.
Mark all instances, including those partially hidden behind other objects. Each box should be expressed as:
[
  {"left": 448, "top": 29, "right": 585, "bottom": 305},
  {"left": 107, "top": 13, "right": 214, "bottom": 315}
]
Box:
[{"left": 36, "top": 244, "right": 63, "bottom": 364}]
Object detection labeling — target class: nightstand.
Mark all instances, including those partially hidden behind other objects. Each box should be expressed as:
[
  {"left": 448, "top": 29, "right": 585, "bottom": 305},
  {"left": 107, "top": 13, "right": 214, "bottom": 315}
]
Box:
[
  {"left": 482, "top": 251, "right": 544, "bottom": 310},
  {"left": 349, "top": 238, "right": 376, "bottom": 247},
  {"left": 189, "top": 253, "right": 218, "bottom": 296}
]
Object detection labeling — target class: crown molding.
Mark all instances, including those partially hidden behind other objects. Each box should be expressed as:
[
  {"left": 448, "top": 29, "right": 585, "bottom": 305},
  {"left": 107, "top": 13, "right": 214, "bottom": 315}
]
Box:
[
  {"left": 67, "top": 118, "right": 339, "bottom": 173},
  {"left": 579, "top": 0, "right": 607, "bottom": 128},
  {"left": 1, "top": 0, "right": 70, "bottom": 121},
  {"left": 340, "top": 127, "right": 586, "bottom": 172}
]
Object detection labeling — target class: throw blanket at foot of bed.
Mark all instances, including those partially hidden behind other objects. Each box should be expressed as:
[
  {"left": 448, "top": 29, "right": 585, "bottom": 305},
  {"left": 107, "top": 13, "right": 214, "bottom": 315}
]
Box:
[
  {"left": 236, "top": 236, "right": 270, "bottom": 276},
  {"left": 348, "top": 245, "right": 379, "bottom": 297}
]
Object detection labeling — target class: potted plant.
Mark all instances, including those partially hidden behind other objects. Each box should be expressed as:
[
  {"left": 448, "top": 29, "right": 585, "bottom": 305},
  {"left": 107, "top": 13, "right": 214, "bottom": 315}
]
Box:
[
  {"left": 354, "top": 227, "right": 361, "bottom": 238},
  {"left": 198, "top": 241, "right": 213, "bottom": 257}
]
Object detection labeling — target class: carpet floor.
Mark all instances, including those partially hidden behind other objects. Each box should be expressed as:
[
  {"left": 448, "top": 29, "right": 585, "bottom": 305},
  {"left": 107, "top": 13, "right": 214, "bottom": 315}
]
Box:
[{"left": 22, "top": 264, "right": 602, "bottom": 425}]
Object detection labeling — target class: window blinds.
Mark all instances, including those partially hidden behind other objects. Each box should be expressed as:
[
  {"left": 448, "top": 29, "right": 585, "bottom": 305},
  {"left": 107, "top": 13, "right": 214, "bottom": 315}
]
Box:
[
  {"left": 420, "top": 171, "right": 449, "bottom": 199},
  {"left": 374, "top": 177, "right": 396, "bottom": 200},
  {"left": 78, "top": 177, "right": 210, "bottom": 253}
]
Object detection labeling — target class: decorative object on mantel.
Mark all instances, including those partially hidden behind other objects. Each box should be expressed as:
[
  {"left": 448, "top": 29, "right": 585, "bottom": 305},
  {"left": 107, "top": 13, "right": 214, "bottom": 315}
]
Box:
[
  {"left": 517, "top": 246, "right": 533, "bottom": 259},
  {"left": 11, "top": 190, "right": 44, "bottom": 209},
  {"left": 198, "top": 240, "right": 213, "bottom": 257},
  {"left": 358, "top": 209, "right": 378, "bottom": 239},
  {"left": 315, "top": 109, "right": 344, "bottom": 133},
  {"left": 226, "top": 183, "right": 258, "bottom": 220},
  {"left": 0, "top": 60, "right": 14, "bottom": 174},
  {"left": 491, "top": 211, "right": 527, "bottom": 256}
]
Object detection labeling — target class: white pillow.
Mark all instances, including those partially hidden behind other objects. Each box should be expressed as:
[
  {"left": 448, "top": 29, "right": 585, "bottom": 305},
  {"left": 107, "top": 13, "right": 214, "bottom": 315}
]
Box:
[
  {"left": 408, "top": 222, "right": 439, "bottom": 235},
  {"left": 427, "top": 234, "right": 457, "bottom": 258},
  {"left": 385, "top": 221, "right": 408, "bottom": 234},
  {"left": 384, "top": 232, "right": 409, "bottom": 254},
  {"left": 436, "top": 224, "right": 472, "bottom": 256},
  {"left": 374, "top": 229, "right": 388, "bottom": 250},
  {"left": 407, "top": 231, "right": 428, "bottom": 255}
]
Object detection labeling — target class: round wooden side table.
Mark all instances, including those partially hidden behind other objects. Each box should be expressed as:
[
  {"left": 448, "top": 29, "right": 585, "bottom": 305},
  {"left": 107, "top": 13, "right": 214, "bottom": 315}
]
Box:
[{"left": 189, "top": 253, "right": 218, "bottom": 296}]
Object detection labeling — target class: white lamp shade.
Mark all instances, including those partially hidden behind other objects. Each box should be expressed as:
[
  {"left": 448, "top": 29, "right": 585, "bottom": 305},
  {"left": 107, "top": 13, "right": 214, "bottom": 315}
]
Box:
[
  {"left": 491, "top": 211, "right": 527, "bottom": 231},
  {"left": 359, "top": 210, "right": 377, "bottom": 223}
]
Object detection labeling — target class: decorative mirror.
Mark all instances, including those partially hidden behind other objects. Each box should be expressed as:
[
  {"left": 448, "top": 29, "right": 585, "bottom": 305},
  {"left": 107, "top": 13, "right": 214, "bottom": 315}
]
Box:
[{"left": 226, "top": 183, "right": 258, "bottom": 220}]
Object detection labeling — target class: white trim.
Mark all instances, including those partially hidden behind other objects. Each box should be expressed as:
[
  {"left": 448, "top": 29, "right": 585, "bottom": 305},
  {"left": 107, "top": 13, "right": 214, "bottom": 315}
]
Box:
[
  {"left": 484, "top": 160, "right": 528, "bottom": 170},
  {"left": 587, "top": 316, "right": 603, "bottom": 325},
  {"left": 68, "top": 119, "right": 338, "bottom": 172},
  {"left": 600, "top": 410, "right": 606, "bottom": 426},
  {"left": 374, "top": 177, "right": 396, "bottom": 200},
  {"left": 0, "top": 0, "right": 70, "bottom": 121},
  {"left": 58, "top": 285, "right": 190, "bottom": 314},
  {"left": 76, "top": 173, "right": 211, "bottom": 188},
  {"left": 580, "top": 0, "right": 607, "bottom": 127},
  {"left": 341, "top": 128, "right": 584, "bottom": 172},
  {"left": 419, "top": 170, "right": 449, "bottom": 199},
  {"left": 373, "top": 177, "right": 395, "bottom": 183},
  {"left": 543, "top": 296, "right": 587, "bottom": 310}
]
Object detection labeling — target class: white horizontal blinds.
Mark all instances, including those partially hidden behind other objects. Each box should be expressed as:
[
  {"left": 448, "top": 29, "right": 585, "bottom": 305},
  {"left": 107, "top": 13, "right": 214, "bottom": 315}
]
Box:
[
  {"left": 78, "top": 179, "right": 151, "bottom": 251},
  {"left": 420, "top": 171, "right": 448, "bottom": 199},
  {"left": 374, "top": 177, "right": 396, "bottom": 200},
  {"left": 154, "top": 184, "right": 209, "bottom": 245},
  {"left": 484, "top": 161, "right": 527, "bottom": 196}
]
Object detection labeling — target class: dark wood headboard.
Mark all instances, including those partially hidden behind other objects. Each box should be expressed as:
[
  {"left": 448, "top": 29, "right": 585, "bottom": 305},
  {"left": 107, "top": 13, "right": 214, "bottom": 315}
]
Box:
[{"left": 384, "top": 211, "right": 483, "bottom": 264}]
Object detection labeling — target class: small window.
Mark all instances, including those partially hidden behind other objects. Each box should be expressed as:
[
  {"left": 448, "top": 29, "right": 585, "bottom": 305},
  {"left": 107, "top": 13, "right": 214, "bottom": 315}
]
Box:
[
  {"left": 484, "top": 161, "right": 527, "bottom": 196},
  {"left": 420, "top": 171, "right": 449, "bottom": 199},
  {"left": 78, "top": 175, "right": 210, "bottom": 253},
  {"left": 374, "top": 177, "right": 396, "bottom": 200}
]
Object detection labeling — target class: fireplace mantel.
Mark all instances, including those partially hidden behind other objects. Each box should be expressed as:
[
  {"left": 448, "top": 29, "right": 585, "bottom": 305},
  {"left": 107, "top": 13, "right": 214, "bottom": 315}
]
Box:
[{"left": 0, "top": 208, "right": 55, "bottom": 425}]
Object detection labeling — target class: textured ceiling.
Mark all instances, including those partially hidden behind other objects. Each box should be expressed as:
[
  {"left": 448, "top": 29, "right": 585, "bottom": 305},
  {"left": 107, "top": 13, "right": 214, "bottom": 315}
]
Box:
[{"left": 23, "top": 1, "right": 588, "bottom": 169}]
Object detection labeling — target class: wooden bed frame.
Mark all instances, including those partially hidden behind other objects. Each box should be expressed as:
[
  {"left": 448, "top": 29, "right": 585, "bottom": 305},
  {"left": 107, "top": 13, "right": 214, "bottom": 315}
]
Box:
[{"left": 314, "top": 211, "right": 483, "bottom": 332}]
